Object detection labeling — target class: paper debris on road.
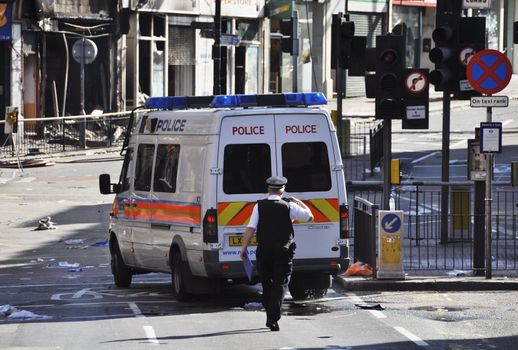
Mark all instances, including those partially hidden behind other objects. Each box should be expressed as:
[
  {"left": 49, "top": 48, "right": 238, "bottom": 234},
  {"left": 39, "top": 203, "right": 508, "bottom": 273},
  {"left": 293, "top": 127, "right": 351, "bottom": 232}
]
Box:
[
  {"left": 244, "top": 302, "right": 263, "bottom": 311},
  {"left": 64, "top": 239, "right": 85, "bottom": 245},
  {"left": 35, "top": 217, "right": 57, "bottom": 230},
  {"left": 46, "top": 261, "right": 80, "bottom": 269}
]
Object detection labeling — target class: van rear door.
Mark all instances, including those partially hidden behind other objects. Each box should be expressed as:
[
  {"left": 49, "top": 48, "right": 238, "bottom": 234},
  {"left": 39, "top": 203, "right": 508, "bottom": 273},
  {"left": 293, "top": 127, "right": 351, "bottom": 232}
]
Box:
[
  {"left": 275, "top": 112, "right": 341, "bottom": 261},
  {"left": 216, "top": 114, "right": 276, "bottom": 262}
]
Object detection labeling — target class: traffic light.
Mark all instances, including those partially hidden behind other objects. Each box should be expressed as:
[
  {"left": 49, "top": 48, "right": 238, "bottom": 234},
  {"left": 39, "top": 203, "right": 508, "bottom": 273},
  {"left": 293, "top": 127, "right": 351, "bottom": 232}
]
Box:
[
  {"left": 429, "top": 2, "right": 461, "bottom": 91},
  {"left": 455, "top": 16, "right": 486, "bottom": 99},
  {"left": 514, "top": 22, "right": 518, "bottom": 44},
  {"left": 331, "top": 13, "right": 355, "bottom": 69},
  {"left": 280, "top": 17, "right": 298, "bottom": 55},
  {"left": 375, "top": 35, "right": 405, "bottom": 119}
]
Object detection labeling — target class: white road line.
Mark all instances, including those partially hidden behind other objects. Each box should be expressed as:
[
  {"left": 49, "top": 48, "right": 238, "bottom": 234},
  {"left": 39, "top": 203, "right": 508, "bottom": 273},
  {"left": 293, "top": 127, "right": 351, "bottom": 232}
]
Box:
[
  {"left": 411, "top": 151, "right": 440, "bottom": 165},
  {"left": 502, "top": 119, "right": 513, "bottom": 126},
  {"left": 451, "top": 139, "right": 466, "bottom": 149},
  {"left": 128, "top": 302, "right": 145, "bottom": 318},
  {"left": 394, "top": 326, "right": 429, "bottom": 347},
  {"left": 129, "top": 302, "right": 159, "bottom": 345},
  {"left": 369, "top": 310, "right": 387, "bottom": 319},
  {"left": 143, "top": 326, "right": 159, "bottom": 344}
]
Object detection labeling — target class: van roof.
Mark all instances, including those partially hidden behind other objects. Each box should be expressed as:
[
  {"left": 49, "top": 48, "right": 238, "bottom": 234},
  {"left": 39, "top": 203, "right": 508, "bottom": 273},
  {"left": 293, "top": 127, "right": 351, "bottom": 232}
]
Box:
[{"left": 138, "top": 106, "right": 334, "bottom": 136}]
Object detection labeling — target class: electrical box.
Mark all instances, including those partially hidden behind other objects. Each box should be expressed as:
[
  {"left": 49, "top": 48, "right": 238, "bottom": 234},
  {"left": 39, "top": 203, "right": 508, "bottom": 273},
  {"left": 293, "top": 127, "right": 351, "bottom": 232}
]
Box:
[
  {"left": 467, "top": 139, "right": 487, "bottom": 181},
  {"left": 512, "top": 162, "right": 518, "bottom": 187}
]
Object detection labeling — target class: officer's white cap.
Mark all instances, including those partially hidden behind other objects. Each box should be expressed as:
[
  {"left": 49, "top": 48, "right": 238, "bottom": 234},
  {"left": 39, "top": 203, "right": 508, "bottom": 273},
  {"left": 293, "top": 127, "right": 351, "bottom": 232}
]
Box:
[{"left": 266, "top": 176, "right": 287, "bottom": 189}]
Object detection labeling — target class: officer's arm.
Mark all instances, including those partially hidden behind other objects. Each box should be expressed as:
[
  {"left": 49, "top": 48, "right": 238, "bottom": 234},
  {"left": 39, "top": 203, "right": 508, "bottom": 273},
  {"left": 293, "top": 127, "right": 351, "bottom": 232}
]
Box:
[
  {"left": 240, "top": 226, "right": 256, "bottom": 260},
  {"left": 289, "top": 197, "right": 314, "bottom": 222}
]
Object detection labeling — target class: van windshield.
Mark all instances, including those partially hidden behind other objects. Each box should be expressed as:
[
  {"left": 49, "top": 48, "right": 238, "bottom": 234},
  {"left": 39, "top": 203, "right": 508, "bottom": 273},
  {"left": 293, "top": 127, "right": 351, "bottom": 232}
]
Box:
[
  {"left": 282, "top": 142, "right": 331, "bottom": 192},
  {"left": 223, "top": 143, "right": 271, "bottom": 194}
]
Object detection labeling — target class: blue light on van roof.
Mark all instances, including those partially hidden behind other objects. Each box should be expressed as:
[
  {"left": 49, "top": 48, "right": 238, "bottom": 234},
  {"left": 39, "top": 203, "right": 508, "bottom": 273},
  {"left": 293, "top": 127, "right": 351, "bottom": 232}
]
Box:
[
  {"left": 145, "top": 96, "right": 187, "bottom": 109},
  {"left": 146, "top": 92, "right": 327, "bottom": 110},
  {"left": 303, "top": 92, "right": 327, "bottom": 105},
  {"left": 210, "top": 95, "right": 240, "bottom": 108}
]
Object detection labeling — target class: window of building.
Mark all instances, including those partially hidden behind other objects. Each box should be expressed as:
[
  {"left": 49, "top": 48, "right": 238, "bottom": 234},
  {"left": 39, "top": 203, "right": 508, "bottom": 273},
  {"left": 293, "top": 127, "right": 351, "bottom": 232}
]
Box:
[
  {"left": 282, "top": 142, "right": 331, "bottom": 192},
  {"left": 134, "top": 144, "right": 155, "bottom": 192},
  {"left": 153, "top": 144, "right": 180, "bottom": 193},
  {"left": 223, "top": 144, "right": 271, "bottom": 194},
  {"left": 168, "top": 26, "right": 195, "bottom": 96}
]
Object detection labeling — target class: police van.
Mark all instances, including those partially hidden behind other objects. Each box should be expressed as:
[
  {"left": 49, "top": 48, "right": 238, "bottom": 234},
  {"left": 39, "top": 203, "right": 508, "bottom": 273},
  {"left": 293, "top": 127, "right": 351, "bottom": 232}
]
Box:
[{"left": 99, "top": 92, "right": 349, "bottom": 300}]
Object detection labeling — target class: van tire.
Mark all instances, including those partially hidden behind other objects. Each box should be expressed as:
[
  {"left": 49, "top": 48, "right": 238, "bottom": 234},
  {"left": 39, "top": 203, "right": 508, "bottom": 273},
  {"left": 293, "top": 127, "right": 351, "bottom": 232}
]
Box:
[
  {"left": 111, "top": 240, "right": 132, "bottom": 288},
  {"left": 289, "top": 274, "right": 330, "bottom": 300},
  {"left": 171, "top": 252, "right": 190, "bottom": 301}
]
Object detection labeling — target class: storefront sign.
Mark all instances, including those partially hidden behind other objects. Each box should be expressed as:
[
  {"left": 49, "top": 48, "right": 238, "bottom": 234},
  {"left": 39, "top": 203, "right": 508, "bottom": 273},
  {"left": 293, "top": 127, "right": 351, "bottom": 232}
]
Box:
[
  {"left": 0, "top": 3, "right": 12, "bottom": 41},
  {"left": 463, "top": 0, "right": 491, "bottom": 9},
  {"left": 266, "top": 0, "right": 292, "bottom": 20},
  {"left": 201, "top": 0, "right": 265, "bottom": 18}
]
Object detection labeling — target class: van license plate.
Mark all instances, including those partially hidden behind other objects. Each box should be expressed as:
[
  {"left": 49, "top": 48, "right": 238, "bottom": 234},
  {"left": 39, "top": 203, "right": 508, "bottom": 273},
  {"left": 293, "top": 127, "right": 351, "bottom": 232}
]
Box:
[{"left": 228, "top": 235, "right": 257, "bottom": 246}]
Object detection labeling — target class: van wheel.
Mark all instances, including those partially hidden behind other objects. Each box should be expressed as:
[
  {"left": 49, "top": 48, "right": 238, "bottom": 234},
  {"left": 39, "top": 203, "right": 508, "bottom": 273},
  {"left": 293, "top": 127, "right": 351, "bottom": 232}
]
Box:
[
  {"left": 289, "top": 274, "right": 330, "bottom": 300},
  {"left": 111, "top": 240, "right": 132, "bottom": 288},
  {"left": 171, "top": 252, "right": 190, "bottom": 301}
]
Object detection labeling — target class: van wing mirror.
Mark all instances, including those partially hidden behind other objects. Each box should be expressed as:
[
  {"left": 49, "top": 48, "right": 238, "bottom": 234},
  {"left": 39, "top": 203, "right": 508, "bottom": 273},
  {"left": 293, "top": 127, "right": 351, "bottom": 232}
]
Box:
[{"left": 99, "top": 174, "right": 119, "bottom": 194}]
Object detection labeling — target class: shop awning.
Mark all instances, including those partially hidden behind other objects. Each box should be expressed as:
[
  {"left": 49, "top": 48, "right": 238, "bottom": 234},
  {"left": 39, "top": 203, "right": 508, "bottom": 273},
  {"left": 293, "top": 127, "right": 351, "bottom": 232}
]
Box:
[{"left": 392, "top": 0, "right": 436, "bottom": 7}]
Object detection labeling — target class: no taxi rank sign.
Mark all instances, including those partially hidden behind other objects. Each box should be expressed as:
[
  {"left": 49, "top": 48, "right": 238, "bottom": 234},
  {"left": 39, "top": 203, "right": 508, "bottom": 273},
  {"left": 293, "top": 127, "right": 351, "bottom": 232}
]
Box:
[{"left": 466, "top": 49, "right": 512, "bottom": 95}]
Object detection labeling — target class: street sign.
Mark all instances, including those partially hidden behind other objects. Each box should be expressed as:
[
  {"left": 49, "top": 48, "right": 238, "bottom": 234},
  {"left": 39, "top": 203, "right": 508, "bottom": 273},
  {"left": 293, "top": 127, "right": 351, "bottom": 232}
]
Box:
[
  {"left": 405, "top": 71, "right": 428, "bottom": 94},
  {"left": 72, "top": 38, "right": 98, "bottom": 65},
  {"left": 467, "top": 49, "right": 512, "bottom": 95},
  {"left": 463, "top": 0, "right": 491, "bottom": 9},
  {"left": 380, "top": 212, "right": 402, "bottom": 234},
  {"left": 459, "top": 47, "right": 476, "bottom": 66},
  {"left": 220, "top": 34, "right": 240, "bottom": 46},
  {"left": 480, "top": 122, "right": 502, "bottom": 153},
  {"left": 378, "top": 210, "right": 405, "bottom": 279},
  {"left": 470, "top": 96, "right": 509, "bottom": 108}
]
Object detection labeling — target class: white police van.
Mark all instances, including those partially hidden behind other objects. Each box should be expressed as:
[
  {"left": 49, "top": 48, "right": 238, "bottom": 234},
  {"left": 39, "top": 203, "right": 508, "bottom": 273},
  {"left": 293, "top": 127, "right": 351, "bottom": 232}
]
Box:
[{"left": 99, "top": 92, "right": 349, "bottom": 300}]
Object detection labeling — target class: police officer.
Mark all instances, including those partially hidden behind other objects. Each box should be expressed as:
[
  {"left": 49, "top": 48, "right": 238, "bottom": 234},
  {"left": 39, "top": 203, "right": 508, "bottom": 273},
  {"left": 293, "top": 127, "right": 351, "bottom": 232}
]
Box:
[{"left": 240, "top": 176, "right": 313, "bottom": 331}]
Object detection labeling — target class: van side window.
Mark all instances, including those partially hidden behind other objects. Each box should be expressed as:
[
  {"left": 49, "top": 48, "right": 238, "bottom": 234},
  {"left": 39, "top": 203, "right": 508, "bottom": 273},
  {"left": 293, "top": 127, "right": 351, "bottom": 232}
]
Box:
[
  {"left": 282, "top": 142, "right": 331, "bottom": 192},
  {"left": 119, "top": 148, "right": 133, "bottom": 192},
  {"left": 154, "top": 144, "right": 180, "bottom": 193},
  {"left": 134, "top": 144, "right": 155, "bottom": 192},
  {"left": 223, "top": 143, "right": 271, "bottom": 194}
]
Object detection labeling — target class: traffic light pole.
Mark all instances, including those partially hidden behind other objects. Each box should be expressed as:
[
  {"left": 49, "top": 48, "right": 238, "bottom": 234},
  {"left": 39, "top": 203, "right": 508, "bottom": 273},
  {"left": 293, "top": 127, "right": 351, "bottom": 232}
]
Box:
[
  {"left": 440, "top": 91, "right": 450, "bottom": 244},
  {"left": 334, "top": 14, "right": 343, "bottom": 152},
  {"left": 485, "top": 105, "right": 493, "bottom": 279},
  {"left": 292, "top": 11, "right": 299, "bottom": 93},
  {"left": 213, "top": 0, "right": 222, "bottom": 95},
  {"left": 383, "top": 120, "right": 392, "bottom": 210}
]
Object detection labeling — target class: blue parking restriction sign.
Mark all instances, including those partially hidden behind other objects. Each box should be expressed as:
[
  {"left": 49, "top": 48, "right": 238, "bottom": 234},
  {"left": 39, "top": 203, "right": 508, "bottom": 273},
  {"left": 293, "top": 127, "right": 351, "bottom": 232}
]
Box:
[
  {"left": 380, "top": 213, "right": 401, "bottom": 234},
  {"left": 467, "top": 49, "right": 512, "bottom": 95}
]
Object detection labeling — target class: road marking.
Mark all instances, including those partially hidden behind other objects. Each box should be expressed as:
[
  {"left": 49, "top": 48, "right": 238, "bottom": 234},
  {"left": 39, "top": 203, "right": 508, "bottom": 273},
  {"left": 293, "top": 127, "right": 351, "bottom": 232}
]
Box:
[
  {"left": 51, "top": 288, "right": 103, "bottom": 301},
  {"left": 394, "top": 326, "right": 429, "bottom": 347},
  {"left": 502, "top": 119, "right": 513, "bottom": 126},
  {"left": 129, "top": 302, "right": 160, "bottom": 345},
  {"left": 451, "top": 139, "right": 466, "bottom": 149},
  {"left": 411, "top": 151, "right": 440, "bottom": 165},
  {"left": 143, "top": 326, "right": 159, "bottom": 344}
]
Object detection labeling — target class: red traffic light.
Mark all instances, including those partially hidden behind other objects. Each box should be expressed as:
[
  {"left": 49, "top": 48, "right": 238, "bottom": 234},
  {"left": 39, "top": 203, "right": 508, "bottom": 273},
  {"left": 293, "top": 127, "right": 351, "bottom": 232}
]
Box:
[{"left": 380, "top": 49, "right": 397, "bottom": 64}]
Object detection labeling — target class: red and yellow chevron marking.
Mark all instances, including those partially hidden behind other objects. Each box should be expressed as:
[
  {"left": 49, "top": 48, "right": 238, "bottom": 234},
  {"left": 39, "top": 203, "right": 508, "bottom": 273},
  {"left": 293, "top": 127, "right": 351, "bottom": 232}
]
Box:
[
  {"left": 217, "top": 198, "right": 339, "bottom": 226},
  {"left": 218, "top": 201, "right": 255, "bottom": 226}
]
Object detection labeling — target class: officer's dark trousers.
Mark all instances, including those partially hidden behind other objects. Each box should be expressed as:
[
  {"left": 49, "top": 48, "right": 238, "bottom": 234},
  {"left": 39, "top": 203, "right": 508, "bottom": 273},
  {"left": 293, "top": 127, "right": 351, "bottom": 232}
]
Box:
[{"left": 256, "top": 243, "right": 293, "bottom": 323}]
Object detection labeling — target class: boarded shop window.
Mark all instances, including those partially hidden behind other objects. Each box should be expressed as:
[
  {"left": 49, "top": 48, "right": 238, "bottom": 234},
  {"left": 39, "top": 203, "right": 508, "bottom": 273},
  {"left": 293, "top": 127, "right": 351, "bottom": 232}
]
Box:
[
  {"left": 282, "top": 142, "right": 331, "bottom": 192},
  {"left": 154, "top": 144, "right": 180, "bottom": 193},
  {"left": 223, "top": 144, "right": 272, "bottom": 194},
  {"left": 168, "top": 26, "right": 195, "bottom": 96},
  {"left": 134, "top": 144, "right": 155, "bottom": 192}
]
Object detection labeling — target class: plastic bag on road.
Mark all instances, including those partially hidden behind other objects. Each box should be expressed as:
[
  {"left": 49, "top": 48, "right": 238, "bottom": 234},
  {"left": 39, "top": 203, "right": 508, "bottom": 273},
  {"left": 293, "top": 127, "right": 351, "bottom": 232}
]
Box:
[{"left": 343, "top": 261, "right": 373, "bottom": 277}]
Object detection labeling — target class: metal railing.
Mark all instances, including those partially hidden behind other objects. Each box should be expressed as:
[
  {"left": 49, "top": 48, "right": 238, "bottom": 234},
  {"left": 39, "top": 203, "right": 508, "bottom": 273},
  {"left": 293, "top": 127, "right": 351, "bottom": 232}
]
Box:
[
  {"left": 0, "top": 112, "right": 132, "bottom": 158},
  {"left": 349, "top": 181, "right": 518, "bottom": 275}
]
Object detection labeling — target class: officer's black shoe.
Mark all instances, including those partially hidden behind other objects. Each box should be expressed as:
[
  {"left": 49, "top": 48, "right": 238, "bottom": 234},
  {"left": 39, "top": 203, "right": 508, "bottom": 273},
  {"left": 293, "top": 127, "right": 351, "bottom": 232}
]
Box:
[{"left": 266, "top": 322, "right": 279, "bottom": 331}]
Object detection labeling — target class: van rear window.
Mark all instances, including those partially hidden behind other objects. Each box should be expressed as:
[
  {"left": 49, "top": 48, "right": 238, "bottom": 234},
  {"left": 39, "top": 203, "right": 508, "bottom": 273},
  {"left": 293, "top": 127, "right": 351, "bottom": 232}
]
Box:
[
  {"left": 282, "top": 142, "right": 331, "bottom": 192},
  {"left": 223, "top": 144, "right": 271, "bottom": 194}
]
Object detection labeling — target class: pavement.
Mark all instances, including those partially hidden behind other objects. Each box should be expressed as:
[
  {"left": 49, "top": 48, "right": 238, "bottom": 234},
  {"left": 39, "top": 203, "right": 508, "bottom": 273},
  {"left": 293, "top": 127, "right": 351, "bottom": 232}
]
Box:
[{"left": 335, "top": 274, "right": 518, "bottom": 292}]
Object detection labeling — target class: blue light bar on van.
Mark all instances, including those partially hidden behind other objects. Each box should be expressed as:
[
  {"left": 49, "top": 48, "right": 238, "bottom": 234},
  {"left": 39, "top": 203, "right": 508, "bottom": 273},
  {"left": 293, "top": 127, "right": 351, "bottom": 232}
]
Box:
[
  {"left": 211, "top": 92, "right": 327, "bottom": 108},
  {"left": 145, "top": 92, "right": 327, "bottom": 110},
  {"left": 145, "top": 96, "right": 187, "bottom": 109}
]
